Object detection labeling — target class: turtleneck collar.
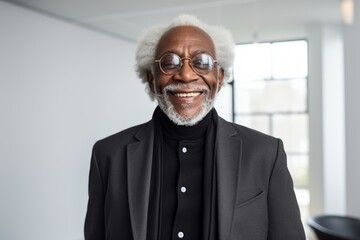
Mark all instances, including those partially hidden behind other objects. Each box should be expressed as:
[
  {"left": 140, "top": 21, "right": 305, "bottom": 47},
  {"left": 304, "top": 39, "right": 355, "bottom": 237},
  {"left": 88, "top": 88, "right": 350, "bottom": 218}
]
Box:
[{"left": 156, "top": 107, "right": 214, "bottom": 141}]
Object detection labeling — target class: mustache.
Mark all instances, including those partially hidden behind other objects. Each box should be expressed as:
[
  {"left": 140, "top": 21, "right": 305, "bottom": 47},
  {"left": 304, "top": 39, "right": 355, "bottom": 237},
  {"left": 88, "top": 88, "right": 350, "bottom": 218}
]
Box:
[{"left": 162, "top": 83, "right": 210, "bottom": 93}]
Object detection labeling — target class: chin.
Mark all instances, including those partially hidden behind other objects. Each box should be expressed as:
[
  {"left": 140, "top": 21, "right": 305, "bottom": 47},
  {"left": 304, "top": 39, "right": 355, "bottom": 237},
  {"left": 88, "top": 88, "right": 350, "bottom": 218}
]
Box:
[
  {"left": 160, "top": 102, "right": 212, "bottom": 126},
  {"left": 175, "top": 108, "right": 201, "bottom": 119},
  {"left": 155, "top": 84, "right": 216, "bottom": 126}
]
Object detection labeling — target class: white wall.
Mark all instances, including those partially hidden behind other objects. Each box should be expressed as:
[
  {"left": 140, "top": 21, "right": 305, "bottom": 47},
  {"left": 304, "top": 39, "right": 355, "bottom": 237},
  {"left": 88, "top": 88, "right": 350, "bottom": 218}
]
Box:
[
  {"left": 307, "top": 13, "right": 360, "bottom": 217},
  {"left": 344, "top": 1, "right": 360, "bottom": 217},
  {"left": 307, "top": 24, "right": 325, "bottom": 215},
  {"left": 307, "top": 23, "right": 348, "bottom": 216},
  {"left": 0, "top": 1, "right": 155, "bottom": 240},
  {"left": 321, "top": 25, "right": 346, "bottom": 214}
]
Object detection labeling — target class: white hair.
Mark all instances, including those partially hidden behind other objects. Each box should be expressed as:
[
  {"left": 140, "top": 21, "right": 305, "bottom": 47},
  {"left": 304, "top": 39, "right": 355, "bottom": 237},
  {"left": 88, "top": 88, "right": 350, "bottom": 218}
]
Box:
[{"left": 135, "top": 14, "right": 235, "bottom": 99}]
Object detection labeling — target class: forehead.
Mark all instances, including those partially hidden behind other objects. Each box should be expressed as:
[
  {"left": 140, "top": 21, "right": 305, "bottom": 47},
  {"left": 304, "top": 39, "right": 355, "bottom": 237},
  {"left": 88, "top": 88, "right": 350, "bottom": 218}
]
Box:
[{"left": 155, "top": 25, "right": 215, "bottom": 57}]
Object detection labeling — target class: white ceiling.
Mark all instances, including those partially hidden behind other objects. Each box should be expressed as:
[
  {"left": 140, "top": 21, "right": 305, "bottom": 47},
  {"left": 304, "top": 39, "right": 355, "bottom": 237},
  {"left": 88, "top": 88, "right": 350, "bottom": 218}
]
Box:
[{"left": 5, "top": 0, "right": 341, "bottom": 43}]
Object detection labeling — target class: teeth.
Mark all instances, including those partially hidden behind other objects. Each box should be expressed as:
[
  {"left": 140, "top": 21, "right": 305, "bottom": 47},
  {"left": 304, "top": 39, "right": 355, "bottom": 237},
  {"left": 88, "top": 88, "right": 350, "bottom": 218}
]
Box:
[{"left": 174, "top": 92, "right": 201, "bottom": 98}]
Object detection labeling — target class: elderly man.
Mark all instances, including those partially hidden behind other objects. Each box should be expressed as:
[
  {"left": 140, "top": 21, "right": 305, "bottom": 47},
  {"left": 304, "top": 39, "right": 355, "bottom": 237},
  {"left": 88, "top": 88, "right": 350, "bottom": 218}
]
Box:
[{"left": 84, "top": 15, "right": 305, "bottom": 240}]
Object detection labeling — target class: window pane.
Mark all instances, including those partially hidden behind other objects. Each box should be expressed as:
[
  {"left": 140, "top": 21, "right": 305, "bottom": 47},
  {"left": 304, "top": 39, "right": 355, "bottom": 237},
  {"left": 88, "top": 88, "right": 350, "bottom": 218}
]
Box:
[
  {"left": 295, "top": 188, "right": 310, "bottom": 222},
  {"left": 272, "top": 41, "right": 308, "bottom": 79},
  {"left": 235, "top": 78, "right": 307, "bottom": 113},
  {"left": 273, "top": 114, "right": 309, "bottom": 153},
  {"left": 234, "top": 43, "right": 271, "bottom": 81},
  {"left": 289, "top": 155, "right": 310, "bottom": 221},
  {"left": 235, "top": 115, "right": 270, "bottom": 134},
  {"left": 288, "top": 154, "right": 309, "bottom": 187}
]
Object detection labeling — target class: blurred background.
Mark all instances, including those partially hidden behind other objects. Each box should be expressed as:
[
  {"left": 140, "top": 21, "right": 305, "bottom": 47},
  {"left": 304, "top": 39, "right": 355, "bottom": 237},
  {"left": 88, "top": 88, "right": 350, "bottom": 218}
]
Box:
[{"left": 0, "top": 0, "right": 359, "bottom": 239}]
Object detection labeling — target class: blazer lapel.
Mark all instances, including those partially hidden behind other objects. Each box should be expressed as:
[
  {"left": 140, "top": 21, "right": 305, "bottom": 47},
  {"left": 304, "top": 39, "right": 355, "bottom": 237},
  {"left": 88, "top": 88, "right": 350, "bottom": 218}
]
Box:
[
  {"left": 216, "top": 118, "right": 242, "bottom": 240},
  {"left": 127, "top": 121, "right": 154, "bottom": 240}
]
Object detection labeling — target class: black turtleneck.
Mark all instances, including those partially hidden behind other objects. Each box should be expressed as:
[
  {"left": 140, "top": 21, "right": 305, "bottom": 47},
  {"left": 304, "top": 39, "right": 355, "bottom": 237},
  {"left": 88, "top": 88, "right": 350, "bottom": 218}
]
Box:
[{"left": 159, "top": 109, "right": 212, "bottom": 240}]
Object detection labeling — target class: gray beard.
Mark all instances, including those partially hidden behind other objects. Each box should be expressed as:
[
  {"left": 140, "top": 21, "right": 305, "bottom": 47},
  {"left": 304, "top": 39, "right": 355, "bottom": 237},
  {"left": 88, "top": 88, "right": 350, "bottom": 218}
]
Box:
[{"left": 155, "top": 83, "right": 216, "bottom": 126}]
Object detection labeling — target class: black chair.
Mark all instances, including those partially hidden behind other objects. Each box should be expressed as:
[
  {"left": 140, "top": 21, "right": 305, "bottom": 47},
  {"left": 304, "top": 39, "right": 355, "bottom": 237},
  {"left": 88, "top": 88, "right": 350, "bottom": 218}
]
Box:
[{"left": 308, "top": 215, "right": 360, "bottom": 240}]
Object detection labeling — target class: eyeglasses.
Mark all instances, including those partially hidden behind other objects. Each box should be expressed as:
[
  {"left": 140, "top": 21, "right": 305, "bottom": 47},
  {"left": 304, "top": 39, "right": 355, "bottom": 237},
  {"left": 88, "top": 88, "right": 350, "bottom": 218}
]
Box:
[{"left": 154, "top": 53, "right": 218, "bottom": 75}]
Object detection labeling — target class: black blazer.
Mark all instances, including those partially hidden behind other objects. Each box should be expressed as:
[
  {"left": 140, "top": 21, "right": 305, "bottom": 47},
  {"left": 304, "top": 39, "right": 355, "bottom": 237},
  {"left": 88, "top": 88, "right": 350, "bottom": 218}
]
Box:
[{"left": 84, "top": 116, "right": 306, "bottom": 240}]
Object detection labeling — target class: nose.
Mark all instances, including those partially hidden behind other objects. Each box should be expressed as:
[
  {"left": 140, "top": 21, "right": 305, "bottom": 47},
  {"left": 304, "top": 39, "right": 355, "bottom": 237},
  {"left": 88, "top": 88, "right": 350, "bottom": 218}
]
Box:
[{"left": 174, "top": 59, "right": 198, "bottom": 82}]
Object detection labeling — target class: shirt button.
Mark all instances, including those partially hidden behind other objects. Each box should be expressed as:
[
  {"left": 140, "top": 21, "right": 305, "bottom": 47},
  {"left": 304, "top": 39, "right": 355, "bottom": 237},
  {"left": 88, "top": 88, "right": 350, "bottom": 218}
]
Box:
[
  {"left": 181, "top": 187, "right": 187, "bottom": 193},
  {"left": 178, "top": 231, "right": 184, "bottom": 238},
  {"left": 182, "top": 147, "right": 187, "bottom": 153}
]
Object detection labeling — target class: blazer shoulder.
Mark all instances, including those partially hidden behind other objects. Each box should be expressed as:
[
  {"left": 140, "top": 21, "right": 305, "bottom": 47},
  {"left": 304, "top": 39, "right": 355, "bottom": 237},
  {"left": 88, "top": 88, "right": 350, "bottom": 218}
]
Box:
[
  {"left": 219, "top": 117, "right": 280, "bottom": 146},
  {"left": 218, "top": 117, "right": 285, "bottom": 171},
  {"left": 93, "top": 120, "right": 154, "bottom": 154}
]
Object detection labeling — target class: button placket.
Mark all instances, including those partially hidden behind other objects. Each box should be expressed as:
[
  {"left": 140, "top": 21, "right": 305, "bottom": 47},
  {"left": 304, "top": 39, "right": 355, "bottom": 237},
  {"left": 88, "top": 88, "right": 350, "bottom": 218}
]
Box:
[
  {"left": 179, "top": 145, "right": 188, "bottom": 196},
  {"left": 177, "top": 145, "right": 188, "bottom": 239},
  {"left": 174, "top": 140, "right": 203, "bottom": 239}
]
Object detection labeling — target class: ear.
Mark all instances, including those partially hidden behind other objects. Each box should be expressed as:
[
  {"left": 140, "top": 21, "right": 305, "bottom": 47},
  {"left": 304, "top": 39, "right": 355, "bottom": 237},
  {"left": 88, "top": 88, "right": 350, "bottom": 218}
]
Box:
[
  {"left": 146, "top": 70, "right": 155, "bottom": 93},
  {"left": 217, "top": 67, "right": 225, "bottom": 92}
]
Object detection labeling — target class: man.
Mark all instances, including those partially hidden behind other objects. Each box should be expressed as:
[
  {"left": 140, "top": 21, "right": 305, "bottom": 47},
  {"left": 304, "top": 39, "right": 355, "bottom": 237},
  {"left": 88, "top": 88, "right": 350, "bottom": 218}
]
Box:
[{"left": 84, "top": 15, "right": 305, "bottom": 240}]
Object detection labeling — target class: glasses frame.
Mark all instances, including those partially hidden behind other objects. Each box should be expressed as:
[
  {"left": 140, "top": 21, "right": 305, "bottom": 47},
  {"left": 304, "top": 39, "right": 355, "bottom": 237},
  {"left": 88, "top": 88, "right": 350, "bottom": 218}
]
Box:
[{"left": 154, "top": 53, "right": 218, "bottom": 75}]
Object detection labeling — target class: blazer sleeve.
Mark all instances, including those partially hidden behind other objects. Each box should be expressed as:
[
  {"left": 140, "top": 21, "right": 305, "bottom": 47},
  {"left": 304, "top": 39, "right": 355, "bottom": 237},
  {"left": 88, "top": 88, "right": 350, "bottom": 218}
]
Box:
[
  {"left": 84, "top": 145, "right": 105, "bottom": 240},
  {"left": 267, "top": 139, "right": 306, "bottom": 240}
]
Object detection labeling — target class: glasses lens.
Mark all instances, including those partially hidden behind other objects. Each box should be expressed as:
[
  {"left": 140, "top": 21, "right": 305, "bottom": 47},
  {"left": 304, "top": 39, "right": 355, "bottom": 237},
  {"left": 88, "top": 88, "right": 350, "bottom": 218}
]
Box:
[
  {"left": 160, "top": 53, "right": 181, "bottom": 74},
  {"left": 191, "top": 53, "right": 214, "bottom": 74}
]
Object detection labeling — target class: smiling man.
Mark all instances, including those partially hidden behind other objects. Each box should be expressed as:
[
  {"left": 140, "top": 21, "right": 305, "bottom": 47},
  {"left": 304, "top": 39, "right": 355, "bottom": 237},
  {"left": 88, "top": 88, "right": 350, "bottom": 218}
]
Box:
[{"left": 84, "top": 15, "right": 306, "bottom": 240}]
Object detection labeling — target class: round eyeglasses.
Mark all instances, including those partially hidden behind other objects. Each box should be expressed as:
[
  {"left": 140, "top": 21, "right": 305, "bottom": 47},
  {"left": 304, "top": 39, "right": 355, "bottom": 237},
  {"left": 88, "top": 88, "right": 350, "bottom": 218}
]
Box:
[{"left": 154, "top": 53, "right": 218, "bottom": 75}]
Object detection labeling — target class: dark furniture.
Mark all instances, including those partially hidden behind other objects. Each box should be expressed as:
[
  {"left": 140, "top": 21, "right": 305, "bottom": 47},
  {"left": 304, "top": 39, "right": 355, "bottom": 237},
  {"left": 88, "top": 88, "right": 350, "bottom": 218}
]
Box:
[{"left": 308, "top": 215, "right": 360, "bottom": 240}]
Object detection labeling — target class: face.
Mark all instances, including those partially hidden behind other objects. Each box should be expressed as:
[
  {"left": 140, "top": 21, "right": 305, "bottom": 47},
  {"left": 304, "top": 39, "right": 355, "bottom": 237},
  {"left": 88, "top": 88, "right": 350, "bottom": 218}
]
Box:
[{"left": 148, "top": 26, "right": 224, "bottom": 126}]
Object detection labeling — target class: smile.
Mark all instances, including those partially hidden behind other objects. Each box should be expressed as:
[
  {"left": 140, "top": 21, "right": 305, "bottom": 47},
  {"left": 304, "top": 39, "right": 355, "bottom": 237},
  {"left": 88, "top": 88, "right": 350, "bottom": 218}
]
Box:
[{"left": 173, "top": 92, "right": 202, "bottom": 98}]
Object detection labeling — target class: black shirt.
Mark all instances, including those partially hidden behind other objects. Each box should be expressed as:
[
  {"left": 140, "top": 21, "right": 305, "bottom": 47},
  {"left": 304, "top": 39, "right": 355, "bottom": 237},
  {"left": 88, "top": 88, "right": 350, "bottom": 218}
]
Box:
[{"left": 159, "top": 110, "right": 211, "bottom": 240}]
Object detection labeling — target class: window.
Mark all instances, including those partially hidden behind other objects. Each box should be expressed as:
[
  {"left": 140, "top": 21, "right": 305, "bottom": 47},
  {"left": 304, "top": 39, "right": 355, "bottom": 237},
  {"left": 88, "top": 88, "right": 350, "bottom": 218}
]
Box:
[{"left": 233, "top": 40, "right": 309, "bottom": 220}]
